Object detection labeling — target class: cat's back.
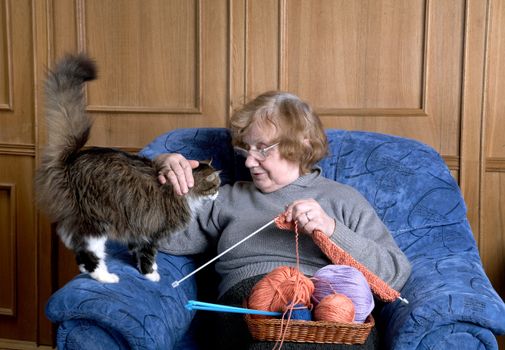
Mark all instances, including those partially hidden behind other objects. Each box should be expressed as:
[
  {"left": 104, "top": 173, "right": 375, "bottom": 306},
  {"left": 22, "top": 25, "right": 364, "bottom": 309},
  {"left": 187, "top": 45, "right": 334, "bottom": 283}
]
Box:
[
  {"left": 69, "top": 147, "right": 176, "bottom": 203},
  {"left": 72, "top": 147, "right": 156, "bottom": 179}
]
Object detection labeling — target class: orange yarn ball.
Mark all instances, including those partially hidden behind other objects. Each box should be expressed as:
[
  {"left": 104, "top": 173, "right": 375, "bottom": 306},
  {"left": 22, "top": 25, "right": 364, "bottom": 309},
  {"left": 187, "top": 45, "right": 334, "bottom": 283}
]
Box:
[
  {"left": 313, "top": 293, "right": 355, "bottom": 323},
  {"left": 248, "top": 266, "right": 314, "bottom": 318}
]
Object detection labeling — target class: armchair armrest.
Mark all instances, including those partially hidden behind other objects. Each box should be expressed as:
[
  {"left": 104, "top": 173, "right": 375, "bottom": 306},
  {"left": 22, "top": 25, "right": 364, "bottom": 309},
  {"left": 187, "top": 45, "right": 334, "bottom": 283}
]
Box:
[
  {"left": 381, "top": 221, "right": 505, "bottom": 350},
  {"left": 46, "top": 243, "right": 198, "bottom": 350}
]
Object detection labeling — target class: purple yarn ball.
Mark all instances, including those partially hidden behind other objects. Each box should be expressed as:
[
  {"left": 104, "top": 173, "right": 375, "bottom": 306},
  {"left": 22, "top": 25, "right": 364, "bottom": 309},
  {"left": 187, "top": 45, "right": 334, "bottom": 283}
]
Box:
[{"left": 312, "top": 265, "right": 374, "bottom": 323}]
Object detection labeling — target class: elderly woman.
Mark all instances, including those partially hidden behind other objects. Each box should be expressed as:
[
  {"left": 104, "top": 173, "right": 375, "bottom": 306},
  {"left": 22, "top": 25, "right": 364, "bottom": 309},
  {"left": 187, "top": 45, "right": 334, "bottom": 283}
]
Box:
[{"left": 156, "top": 91, "right": 411, "bottom": 349}]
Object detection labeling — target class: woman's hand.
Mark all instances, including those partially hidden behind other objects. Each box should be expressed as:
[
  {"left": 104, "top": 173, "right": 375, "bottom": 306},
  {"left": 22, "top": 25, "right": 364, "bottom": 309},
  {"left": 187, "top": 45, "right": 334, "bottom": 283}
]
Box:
[
  {"left": 285, "top": 199, "right": 336, "bottom": 237},
  {"left": 155, "top": 153, "right": 199, "bottom": 195}
]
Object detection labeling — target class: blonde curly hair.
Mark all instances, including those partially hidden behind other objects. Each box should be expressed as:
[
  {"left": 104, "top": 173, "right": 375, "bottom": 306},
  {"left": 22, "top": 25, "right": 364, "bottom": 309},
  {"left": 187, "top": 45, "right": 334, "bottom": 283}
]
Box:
[{"left": 230, "top": 91, "right": 327, "bottom": 174}]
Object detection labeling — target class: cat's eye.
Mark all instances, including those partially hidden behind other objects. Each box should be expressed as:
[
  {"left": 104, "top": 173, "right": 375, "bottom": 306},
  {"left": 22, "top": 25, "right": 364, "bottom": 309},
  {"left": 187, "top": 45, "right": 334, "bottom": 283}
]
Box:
[{"left": 206, "top": 173, "right": 217, "bottom": 182}]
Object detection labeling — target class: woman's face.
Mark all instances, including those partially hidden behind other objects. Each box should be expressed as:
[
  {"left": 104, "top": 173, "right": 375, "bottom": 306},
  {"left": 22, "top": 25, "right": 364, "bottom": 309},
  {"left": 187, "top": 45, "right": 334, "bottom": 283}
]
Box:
[{"left": 241, "top": 122, "right": 300, "bottom": 193}]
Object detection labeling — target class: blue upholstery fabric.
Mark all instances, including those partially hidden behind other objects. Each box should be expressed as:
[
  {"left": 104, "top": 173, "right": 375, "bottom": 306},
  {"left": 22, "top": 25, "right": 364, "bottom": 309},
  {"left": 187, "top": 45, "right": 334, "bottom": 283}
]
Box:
[
  {"left": 45, "top": 128, "right": 505, "bottom": 349},
  {"left": 46, "top": 242, "right": 198, "bottom": 349}
]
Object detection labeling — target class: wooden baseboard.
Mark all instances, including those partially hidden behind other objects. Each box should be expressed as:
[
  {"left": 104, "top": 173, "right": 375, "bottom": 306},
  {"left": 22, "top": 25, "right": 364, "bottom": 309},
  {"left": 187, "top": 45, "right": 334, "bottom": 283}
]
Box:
[{"left": 0, "top": 339, "right": 54, "bottom": 350}]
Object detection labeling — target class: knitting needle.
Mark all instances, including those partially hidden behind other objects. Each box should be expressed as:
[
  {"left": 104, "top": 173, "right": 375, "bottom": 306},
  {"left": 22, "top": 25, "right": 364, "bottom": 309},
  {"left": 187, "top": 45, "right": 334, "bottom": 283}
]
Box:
[
  {"left": 398, "top": 296, "right": 409, "bottom": 304},
  {"left": 185, "top": 300, "right": 282, "bottom": 316},
  {"left": 171, "top": 218, "right": 276, "bottom": 288}
]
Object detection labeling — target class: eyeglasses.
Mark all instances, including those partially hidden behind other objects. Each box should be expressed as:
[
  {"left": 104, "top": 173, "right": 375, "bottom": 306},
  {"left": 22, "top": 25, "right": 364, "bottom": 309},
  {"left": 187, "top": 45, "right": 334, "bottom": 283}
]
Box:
[{"left": 233, "top": 143, "right": 279, "bottom": 161}]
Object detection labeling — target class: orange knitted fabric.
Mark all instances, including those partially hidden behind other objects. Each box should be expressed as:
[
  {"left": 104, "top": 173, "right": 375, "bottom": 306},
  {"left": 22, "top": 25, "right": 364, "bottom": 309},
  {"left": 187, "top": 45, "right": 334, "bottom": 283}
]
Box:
[{"left": 274, "top": 212, "right": 400, "bottom": 303}]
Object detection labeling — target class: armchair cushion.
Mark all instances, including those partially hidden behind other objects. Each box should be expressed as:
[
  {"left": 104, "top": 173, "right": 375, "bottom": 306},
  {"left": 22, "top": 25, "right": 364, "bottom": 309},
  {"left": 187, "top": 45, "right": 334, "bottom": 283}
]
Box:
[
  {"left": 45, "top": 128, "right": 505, "bottom": 350},
  {"left": 46, "top": 242, "right": 198, "bottom": 349}
]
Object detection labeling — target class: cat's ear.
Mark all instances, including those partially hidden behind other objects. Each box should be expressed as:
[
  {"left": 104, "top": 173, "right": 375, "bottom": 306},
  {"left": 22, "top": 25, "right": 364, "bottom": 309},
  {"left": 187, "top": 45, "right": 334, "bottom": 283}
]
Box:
[
  {"left": 205, "top": 170, "right": 222, "bottom": 182},
  {"left": 205, "top": 172, "right": 219, "bottom": 182},
  {"left": 200, "top": 159, "right": 212, "bottom": 166}
]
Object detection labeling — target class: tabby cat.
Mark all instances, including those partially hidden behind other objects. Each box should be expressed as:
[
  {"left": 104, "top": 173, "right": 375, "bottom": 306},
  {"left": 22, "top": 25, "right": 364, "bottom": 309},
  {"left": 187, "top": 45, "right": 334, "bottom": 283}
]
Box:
[{"left": 35, "top": 54, "right": 220, "bottom": 283}]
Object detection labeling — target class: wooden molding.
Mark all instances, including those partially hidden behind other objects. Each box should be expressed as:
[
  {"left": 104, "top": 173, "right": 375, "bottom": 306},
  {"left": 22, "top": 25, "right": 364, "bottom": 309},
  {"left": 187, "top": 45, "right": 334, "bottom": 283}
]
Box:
[
  {"left": 442, "top": 155, "right": 459, "bottom": 171},
  {"left": 279, "top": 0, "right": 430, "bottom": 117},
  {"left": 74, "top": 0, "right": 203, "bottom": 115},
  {"left": 0, "top": 338, "right": 55, "bottom": 349},
  {"left": 0, "top": 0, "right": 14, "bottom": 111},
  {"left": 0, "top": 183, "right": 17, "bottom": 317},
  {"left": 0, "top": 143, "right": 35, "bottom": 156},
  {"left": 316, "top": 108, "right": 429, "bottom": 117},
  {"left": 486, "top": 157, "right": 505, "bottom": 172},
  {"left": 85, "top": 106, "right": 202, "bottom": 114}
]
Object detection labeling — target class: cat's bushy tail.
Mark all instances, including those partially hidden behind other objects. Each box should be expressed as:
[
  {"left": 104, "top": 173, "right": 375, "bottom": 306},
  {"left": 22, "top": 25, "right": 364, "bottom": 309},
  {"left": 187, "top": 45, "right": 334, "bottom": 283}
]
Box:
[
  {"left": 36, "top": 54, "right": 97, "bottom": 220},
  {"left": 43, "top": 53, "right": 97, "bottom": 164}
]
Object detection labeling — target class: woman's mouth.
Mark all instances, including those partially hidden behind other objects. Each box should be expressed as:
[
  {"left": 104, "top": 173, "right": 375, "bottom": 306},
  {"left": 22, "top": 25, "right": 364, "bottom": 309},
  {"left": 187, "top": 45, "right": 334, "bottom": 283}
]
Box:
[{"left": 251, "top": 171, "right": 265, "bottom": 178}]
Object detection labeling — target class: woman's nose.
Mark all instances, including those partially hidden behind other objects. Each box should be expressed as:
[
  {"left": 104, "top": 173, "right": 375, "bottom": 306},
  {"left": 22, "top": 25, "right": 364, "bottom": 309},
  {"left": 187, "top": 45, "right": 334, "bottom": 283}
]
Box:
[{"left": 245, "top": 154, "right": 259, "bottom": 168}]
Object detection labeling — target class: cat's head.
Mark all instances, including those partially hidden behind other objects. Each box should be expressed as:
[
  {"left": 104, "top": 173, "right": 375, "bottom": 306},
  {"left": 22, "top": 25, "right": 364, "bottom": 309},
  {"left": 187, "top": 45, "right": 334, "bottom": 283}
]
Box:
[{"left": 190, "top": 160, "right": 221, "bottom": 200}]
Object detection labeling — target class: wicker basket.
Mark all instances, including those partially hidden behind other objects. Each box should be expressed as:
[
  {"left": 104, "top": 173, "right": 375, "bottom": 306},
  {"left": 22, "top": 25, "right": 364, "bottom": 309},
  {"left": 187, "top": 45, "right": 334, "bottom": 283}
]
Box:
[{"left": 244, "top": 311, "right": 374, "bottom": 344}]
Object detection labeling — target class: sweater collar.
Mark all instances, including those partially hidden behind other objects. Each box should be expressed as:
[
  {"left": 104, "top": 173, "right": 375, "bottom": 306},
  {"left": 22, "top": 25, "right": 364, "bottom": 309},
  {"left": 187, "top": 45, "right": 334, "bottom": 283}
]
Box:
[
  {"left": 282, "top": 167, "right": 322, "bottom": 189},
  {"left": 255, "top": 167, "right": 322, "bottom": 195}
]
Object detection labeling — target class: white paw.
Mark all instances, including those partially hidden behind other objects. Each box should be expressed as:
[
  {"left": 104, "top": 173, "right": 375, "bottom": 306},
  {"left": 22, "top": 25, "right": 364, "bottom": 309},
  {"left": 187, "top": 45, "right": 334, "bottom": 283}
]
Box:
[
  {"left": 90, "top": 270, "right": 120, "bottom": 283},
  {"left": 145, "top": 271, "right": 160, "bottom": 282}
]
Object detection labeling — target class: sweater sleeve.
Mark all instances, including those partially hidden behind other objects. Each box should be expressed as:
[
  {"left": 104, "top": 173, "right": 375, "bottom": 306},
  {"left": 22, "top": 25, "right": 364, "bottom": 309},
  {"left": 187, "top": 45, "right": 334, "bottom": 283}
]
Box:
[{"left": 329, "top": 197, "right": 412, "bottom": 291}]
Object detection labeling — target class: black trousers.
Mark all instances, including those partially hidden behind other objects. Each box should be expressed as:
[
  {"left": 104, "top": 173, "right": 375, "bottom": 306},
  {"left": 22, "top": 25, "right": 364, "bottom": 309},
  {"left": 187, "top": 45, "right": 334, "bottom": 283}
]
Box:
[{"left": 195, "top": 275, "right": 380, "bottom": 350}]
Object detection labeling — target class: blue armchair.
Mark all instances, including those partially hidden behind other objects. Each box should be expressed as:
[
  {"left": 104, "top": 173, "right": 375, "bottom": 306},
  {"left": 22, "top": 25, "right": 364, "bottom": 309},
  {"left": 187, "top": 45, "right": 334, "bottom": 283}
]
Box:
[{"left": 45, "top": 128, "right": 505, "bottom": 349}]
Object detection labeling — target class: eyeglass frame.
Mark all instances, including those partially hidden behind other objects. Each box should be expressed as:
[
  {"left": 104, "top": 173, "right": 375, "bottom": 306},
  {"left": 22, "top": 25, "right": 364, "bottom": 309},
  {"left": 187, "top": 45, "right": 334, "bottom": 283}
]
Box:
[{"left": 233, "top": 142, "right": 279, "bottom": 161}]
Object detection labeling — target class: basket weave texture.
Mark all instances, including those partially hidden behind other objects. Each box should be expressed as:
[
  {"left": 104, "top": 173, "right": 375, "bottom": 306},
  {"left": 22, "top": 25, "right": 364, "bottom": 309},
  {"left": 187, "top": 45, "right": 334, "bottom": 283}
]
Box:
[{"left": 244, "top": 310, "right": 374, "bottom": 344}]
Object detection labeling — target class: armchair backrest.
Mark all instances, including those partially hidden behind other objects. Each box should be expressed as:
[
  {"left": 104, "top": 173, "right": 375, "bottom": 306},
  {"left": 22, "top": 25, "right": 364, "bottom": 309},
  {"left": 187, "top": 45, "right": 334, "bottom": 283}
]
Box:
[{"left": 140, "top": 128, "right": 468, "bottom": 249}]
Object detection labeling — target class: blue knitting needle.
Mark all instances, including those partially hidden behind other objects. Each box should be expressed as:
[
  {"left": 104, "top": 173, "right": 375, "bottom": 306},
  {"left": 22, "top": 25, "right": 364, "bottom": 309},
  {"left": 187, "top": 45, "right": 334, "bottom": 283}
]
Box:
[{"left": 185, "top": 300, "right": 281, "bottom": 316}]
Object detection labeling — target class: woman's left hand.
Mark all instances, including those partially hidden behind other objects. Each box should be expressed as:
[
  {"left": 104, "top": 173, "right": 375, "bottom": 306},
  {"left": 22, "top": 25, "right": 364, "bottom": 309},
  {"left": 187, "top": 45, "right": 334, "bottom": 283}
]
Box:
[{"left": 285, "top": 199, "right": 335, "bottom": 237}]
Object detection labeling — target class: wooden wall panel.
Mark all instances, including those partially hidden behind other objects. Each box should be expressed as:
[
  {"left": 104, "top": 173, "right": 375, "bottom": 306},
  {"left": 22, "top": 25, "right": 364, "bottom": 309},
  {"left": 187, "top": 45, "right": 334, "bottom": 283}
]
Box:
[
  {"left": 482, "top": 0, "right": 505, "bottom": 301},
  {"left": 0, "top": 0, "right": 13, "bottom": 110},
  {"left": 0, "top": 0, "right": 501, "bottom": 348},
  {"left": 0, "top": 0, "right": 38, "bottom": 344},
  {"left": 482, "top": 172, "right": 505, "bottom": 349},
  {"left": 0, "top": 155, "right": 36, "bottom": 341},
  {"left": 0, "top": 0, "right": 34, "bottom": 145},
  {"left": 485, "top": 0, "right": 505, "bottom": 159},
  {"left": 51, "top": 0, "right": 229, "bottom": 149},
  {"left": 0, "top": 183, "right": 16, "bottom": 317},
  {"left": 459, "top": 0, "right": 490, "bottom": 261},
  {"left": 482, "top": 173, "right": 505, "bottom": 297},
  {"left": 286, "top": 0, "right": 425, "bottom": 111},
  {"left": 234, "top": 0, "right": 465, "bottom": 159},
  {"left": 82, "top": 0, "right": 199, "bottom": 112},
  {"left": 245, "top": 0, "right": 279, "bottom": 95}
]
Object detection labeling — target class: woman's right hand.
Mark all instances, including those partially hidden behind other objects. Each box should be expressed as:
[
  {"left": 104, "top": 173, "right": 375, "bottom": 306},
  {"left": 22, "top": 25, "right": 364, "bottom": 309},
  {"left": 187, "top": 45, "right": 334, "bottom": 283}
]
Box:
[{"left": 155, "top": 153, "right": 199, "bottom": 195}]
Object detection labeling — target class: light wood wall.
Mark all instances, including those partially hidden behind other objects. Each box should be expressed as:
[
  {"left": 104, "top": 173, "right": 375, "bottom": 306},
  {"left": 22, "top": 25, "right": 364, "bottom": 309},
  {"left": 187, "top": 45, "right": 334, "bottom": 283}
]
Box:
[{"left": 0, "top": 0, "right": 503, "bottom": 347}]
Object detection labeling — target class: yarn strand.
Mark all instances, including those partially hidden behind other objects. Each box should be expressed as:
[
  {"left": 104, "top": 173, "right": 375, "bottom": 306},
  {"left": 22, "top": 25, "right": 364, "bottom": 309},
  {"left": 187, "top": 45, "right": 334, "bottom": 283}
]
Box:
[
  {"left": 275, "top": 212, "right": 406, "bottom": 303},
  {"left": 273, "top": 221, "right": 301, "bottom": 350}
]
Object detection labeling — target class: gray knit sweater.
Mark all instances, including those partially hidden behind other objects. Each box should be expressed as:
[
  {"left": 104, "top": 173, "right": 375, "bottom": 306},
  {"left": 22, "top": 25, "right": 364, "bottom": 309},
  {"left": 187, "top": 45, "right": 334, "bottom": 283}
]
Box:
[{"left": 159, "top": 169, "right": 411, "bottom": 298}]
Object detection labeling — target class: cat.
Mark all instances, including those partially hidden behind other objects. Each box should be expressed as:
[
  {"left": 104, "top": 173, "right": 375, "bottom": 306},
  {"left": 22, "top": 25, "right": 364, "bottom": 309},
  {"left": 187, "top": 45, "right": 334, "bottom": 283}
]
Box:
[{"left": 35, "top": 53, "right": 221, "bottom": 283}]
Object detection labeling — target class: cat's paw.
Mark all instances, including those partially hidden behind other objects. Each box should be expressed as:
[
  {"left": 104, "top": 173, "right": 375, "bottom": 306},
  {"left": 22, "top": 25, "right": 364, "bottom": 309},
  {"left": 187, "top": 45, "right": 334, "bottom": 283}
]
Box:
[
  {"left": 90, "top": 270, "right": 120, "bottom": 283},
  {"left": 145, "top": 270, "right": 160, "bottom": 282}
]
